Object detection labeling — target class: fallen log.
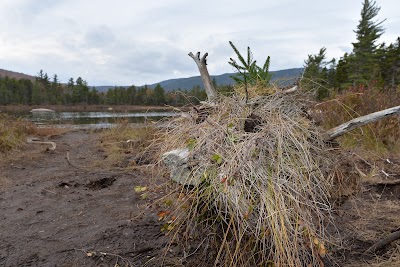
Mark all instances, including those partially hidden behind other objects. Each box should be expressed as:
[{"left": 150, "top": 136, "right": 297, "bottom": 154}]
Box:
[{"left": 324, "top": 105, "right": 400, "bottom": 141}]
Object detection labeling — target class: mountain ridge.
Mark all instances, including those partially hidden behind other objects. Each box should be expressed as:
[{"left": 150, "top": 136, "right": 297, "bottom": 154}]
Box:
[
  {"left": 95, "top": 68, "right": 304, "bottom": 92},
  {"left": 0, "top": 68, "right": 36, "bottom": 81}
]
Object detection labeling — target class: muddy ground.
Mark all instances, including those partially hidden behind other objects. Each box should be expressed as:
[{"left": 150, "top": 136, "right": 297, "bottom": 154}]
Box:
[{"left": 0, "top": 129, "right": 399, "bottom": 266}]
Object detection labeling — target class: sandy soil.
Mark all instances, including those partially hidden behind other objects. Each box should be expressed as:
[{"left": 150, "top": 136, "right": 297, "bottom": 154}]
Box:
[
  {"left": 0, "top": 130, "right": 174, "bottom": 267},
  {"left": 0, "top": 129, "right": 399, "bottom": 266}
]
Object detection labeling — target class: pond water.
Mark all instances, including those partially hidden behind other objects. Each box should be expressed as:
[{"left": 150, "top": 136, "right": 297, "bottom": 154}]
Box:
[{"left": 8, "top": 110, "right": 179, "bottom": 128}]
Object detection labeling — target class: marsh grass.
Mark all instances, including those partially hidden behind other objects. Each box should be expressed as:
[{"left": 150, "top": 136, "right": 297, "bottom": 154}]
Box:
[
  {"left": 0, "top": 114, "right": 30, "bottom": 153},
  {"left": 0, "top": 113, "right": 69, "bottom": 153},
  {"left": 311, "top": 88, "right": 400, "bottom": 156},
  {"left": 160, "top": 87, "right": 337, "bottom": 266},
  {"left": 98, "top": 118, "right": 160, "bottom": 168}
]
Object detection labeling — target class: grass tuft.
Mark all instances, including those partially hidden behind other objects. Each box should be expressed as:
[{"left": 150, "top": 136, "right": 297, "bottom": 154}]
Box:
[
  {"left": 99, "top": 119, "right": 159, "bottom": 168},
  {"left": 161, "top": 87, "right": 336, "bottom": 266}
]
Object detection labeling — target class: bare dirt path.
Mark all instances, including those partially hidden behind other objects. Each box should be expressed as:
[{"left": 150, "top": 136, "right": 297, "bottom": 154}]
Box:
[
  {"left": 0, "top": 130, "right": 169, "bottom": 267},
  {"left": 1, "top": 129, "right": 400, "bottom": 266}
]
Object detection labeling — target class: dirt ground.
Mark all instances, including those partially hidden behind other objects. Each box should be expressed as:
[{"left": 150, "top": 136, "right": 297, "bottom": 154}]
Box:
[
  {"left": 0, "top": 129, "right": 399, "bottom": 267},
  {"left": 0, "top": 129, "right": 180, "bottom": 267}
]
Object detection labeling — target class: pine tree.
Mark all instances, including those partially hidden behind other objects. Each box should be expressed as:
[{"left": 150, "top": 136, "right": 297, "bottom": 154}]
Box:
[
  {"left": 153, "top": 84, "right": 166, "bottom": 105},
  {"left": 381, "top": 38, "right": 400, "bottom": 89},
  {"left": 301, "top": 47, "right": 333, "bottom": 100},
  {"left": 350, "top": 0, "right": 385, "bottom": 86},
  {"left": 228, "top": 41, "right": 271, "bottom": 86}
]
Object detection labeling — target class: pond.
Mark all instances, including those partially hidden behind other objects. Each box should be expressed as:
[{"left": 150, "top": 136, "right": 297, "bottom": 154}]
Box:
[{"left": 7, "top": 110, "right": 180, "bottom": 128}]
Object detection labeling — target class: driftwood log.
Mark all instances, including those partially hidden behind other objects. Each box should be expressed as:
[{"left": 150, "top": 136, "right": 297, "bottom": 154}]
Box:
[
  {"left": 27, "top": 137, "right": 56, "bottom": 151},
  {"left": 324, "top": 105, "right": 400, "bottom": 141}
]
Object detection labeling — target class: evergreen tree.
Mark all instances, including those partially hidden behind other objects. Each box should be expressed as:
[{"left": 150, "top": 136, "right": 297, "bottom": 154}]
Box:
[
  {"left": 31, "top": 82, "right": 43, "bottom": 104},
  {"left": 153, "top": 84, "right": 166, "bottom": 105},
  {"left": 228, "top": 41, "right": 271, "bottom": 86},
  {"left": 126, "top": 85, "right": 137, "bottom": 104},
  {"left": 350, "top": 0, "right": 385, "bottom": 86},
  {"left": 381, "top": 38, "right": 400, "bottom": 89},
  {"left": 301, "top": 47, "right": 333, "bottom": 100},
  {"left": 0, "top": 82, "right": 10, "bottom": 104}
]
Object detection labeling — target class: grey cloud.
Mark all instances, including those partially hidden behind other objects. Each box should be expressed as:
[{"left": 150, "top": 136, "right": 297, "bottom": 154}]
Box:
[{"left": 84, "top": 25, "right": 116, "bottom": 48}]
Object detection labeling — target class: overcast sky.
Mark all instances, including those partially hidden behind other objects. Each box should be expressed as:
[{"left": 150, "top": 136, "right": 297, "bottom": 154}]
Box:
[{"left": 1, "top": 0, "right": 399, "bottom": 86}]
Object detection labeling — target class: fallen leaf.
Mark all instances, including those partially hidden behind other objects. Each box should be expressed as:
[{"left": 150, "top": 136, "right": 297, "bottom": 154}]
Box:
[
  {"left": 157, "top": 210, "right": 171, "bottom": 221},
  {"left": 134, "top": 186, "right": 147, "bottom": 192}
]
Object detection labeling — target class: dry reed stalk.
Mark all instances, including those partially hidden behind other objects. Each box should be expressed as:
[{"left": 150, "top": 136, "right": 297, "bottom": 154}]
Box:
[{"left": 160, "top": 88, "right": 337, "bottom": 266}]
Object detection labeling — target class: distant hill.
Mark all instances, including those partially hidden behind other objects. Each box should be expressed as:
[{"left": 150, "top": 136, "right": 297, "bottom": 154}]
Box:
[
  {"left": 95, "top": 68, "right": 304, "bottom": 92},
  {"left": 0, "top": 68, "right": 36, "bottom": 81}
]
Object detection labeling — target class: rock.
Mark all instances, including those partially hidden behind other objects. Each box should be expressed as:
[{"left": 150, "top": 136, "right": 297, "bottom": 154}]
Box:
[
  {"left": 29, "top": 108, "right": 55, "bottom": 113},
  {"left": 162, "top": 148, "right": 201, "bottom": 186}
]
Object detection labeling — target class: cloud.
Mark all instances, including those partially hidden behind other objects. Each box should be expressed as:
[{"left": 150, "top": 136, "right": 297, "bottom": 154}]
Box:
[{"left": 0, "top": 0, "right": 399, "bottom": 86}]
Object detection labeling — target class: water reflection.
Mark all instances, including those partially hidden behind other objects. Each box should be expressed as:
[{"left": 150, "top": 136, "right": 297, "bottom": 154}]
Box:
[{"left": 26, "top": 111, "right": 179, "bottom": 128}]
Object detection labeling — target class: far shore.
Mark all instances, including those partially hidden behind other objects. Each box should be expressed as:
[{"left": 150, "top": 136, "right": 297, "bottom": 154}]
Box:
[{"left": 0, "top": 104, "right": 187, "bottom": 113}]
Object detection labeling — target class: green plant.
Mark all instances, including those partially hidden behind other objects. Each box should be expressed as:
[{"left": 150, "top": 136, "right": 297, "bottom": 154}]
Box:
[{"left": 228, "top": 41, "right": 272, "bottom": 86}]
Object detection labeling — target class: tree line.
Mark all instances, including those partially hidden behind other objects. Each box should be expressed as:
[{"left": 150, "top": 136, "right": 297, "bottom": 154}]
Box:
[
  {"left": 0, "top": 69, "right": 221, "bottom": 106},
  {"left": 302, "top": 0, "right": 400, "bottom": 100}
]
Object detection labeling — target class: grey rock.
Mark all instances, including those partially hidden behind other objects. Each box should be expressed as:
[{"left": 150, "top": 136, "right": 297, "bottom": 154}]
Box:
[{"left": 162, "top": 148, "right": 201, "bottom": 186}]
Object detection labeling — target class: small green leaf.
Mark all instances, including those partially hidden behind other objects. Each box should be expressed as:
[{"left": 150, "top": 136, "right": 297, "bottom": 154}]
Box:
[
  {"left": 211, "top": 154, "right": 223, "bottom": 164},
  {"left": 186, "top": 139, "right": 196, "bottom": 151}
]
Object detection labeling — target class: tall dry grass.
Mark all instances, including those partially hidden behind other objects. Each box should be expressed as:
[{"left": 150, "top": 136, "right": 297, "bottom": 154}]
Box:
[
  {"left": 160, "top": 88, "right": 336, "bottom": 266},
  {"left": 311, "top": 87, "right": 400, "bottom": 155},
  {"left": 0, "top": 114, "right": 70, "bottom": 153},
  {"left": 98, "top": 118, "right": 160, "bottom": 168},
  {"left": 0, "top": 114, "right": 33, "bottom": 153}
]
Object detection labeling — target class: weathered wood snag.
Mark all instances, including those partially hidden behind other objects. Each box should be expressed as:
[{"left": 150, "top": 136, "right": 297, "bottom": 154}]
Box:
[
  {"left": 188, "top": 52, "right": 217, "bottom": 101},
  {"left": 324, "top": 105, "right": 400, "bottom": 141}
]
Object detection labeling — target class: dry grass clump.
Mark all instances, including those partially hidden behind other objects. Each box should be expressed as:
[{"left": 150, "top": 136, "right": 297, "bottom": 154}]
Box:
[
  {"left": 99, "top": 119, "right": 159, "bottom": 167},
  {"left": 0, "top": 113, "right": 70, "bottom": 153},
  {"left": 161, "top": 88, "right": 336, "bottom": 266},
  {"left": 0, "top": 114, "right": 34, "bottom": 153}
]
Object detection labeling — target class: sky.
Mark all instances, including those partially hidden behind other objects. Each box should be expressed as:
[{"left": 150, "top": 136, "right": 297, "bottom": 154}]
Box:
[{"left": 0, "top": 0, "right": 399, "bottom": 86}]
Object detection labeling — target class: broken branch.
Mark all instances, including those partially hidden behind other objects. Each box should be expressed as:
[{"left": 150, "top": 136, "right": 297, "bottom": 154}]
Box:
[{"left": 365, "top": 230, "right": 400, "bottom": 254}]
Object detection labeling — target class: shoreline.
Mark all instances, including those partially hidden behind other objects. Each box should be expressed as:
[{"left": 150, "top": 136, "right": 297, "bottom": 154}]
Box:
[{"left": 0, "top": 104, "right": 186, "bottom": 113}]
